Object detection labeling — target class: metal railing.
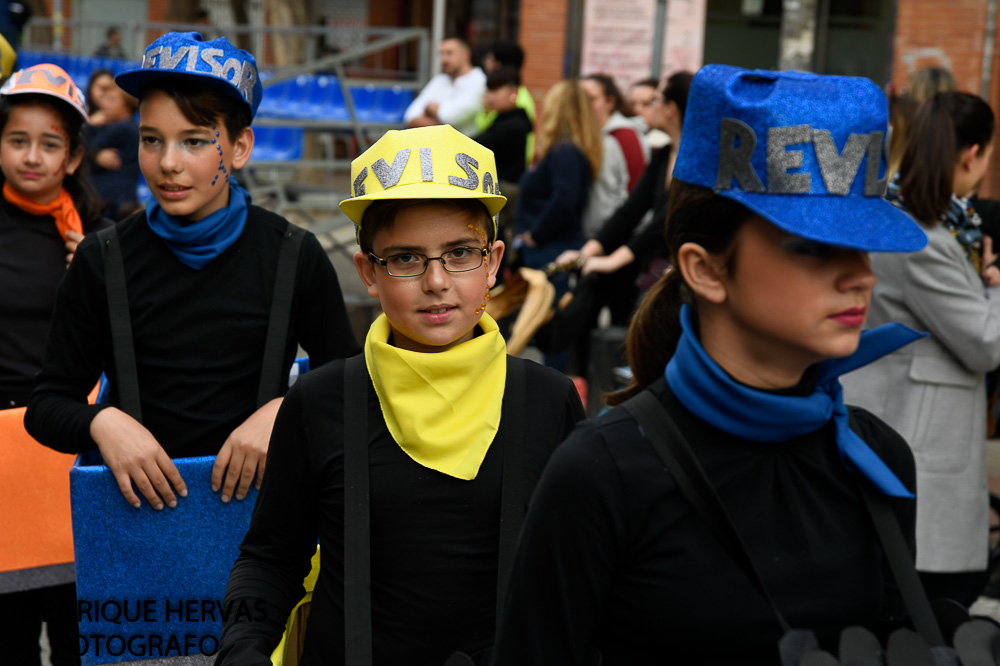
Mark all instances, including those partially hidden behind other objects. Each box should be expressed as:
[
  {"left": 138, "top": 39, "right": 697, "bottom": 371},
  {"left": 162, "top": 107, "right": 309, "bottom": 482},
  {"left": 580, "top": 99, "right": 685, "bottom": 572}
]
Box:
[{"left": 20, "top": 17, "right": 430, "bottom": 84}]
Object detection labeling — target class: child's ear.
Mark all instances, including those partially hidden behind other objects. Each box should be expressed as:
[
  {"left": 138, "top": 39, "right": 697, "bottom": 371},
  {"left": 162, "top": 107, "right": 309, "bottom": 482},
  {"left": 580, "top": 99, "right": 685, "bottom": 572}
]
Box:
[
  {"left": 229, "top": 127, "right": 254, "bottom": 170},
  {"left": 354, "top": 250, "right": 380, "bottom": 299},
  {"left": 65, "top": 145, "right": 85, "bottom": 176},
  {"left": 677, "top": 241, "right": 728, "bottom": 304},
  {"left": 485, "top": 240, "right": 505, "bottom": 288}
]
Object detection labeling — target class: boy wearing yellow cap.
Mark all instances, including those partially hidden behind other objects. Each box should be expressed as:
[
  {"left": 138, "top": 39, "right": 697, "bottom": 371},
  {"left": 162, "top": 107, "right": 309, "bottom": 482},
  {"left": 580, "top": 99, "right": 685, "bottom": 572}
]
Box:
[{"left": 218, "top": 125, "right": 585, "bottom": 664}]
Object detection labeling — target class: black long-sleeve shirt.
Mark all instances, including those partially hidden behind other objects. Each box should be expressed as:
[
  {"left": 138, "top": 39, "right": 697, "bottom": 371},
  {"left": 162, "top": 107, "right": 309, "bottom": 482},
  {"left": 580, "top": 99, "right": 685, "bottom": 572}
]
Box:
[
  {"left": 0, "top": 196, "right": 108, "bottom": 408},
  {"left": 492, "top": 379, "right": 916, "bottom": 665},
  {"left": 594, "top": 144, "right": 672, "bottom": 261},
  {"left": 25, "top": 205, "right": 360, "bottom": 457},
  {"left": 217, "top": 355, "right": 585, "bottom": 666},
  {"left": 474, "top": 108, "right": 532, "bottom": 185}
]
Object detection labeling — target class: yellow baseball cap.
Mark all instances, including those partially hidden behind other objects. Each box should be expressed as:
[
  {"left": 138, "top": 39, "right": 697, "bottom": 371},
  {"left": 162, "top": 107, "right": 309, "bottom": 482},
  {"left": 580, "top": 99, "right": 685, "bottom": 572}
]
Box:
[{"left": 339, "top": 125, "right": 507, "bottom": 241}]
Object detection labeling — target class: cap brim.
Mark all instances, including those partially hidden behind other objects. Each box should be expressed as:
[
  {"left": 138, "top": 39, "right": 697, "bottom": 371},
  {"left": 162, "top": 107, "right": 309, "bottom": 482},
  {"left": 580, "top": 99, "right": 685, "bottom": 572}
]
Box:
[
  {"left": 719, "top": 189, "right": 928, "bottom": 253},
  {"left": 339, "top": 183, "right": 507, "bottom": 226},
  {"left": 116, "top": 68, "right": 251, "bottom": 115},
  {"left": 2, "top": 87, "right": 88, "bottom": 123}
]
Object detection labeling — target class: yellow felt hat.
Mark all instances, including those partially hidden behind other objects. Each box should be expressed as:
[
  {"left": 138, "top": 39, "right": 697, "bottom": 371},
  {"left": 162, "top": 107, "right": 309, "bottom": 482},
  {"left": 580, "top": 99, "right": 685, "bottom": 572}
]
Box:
[{"left": 339, "top": 125, "right": 507, "bottom": 240}]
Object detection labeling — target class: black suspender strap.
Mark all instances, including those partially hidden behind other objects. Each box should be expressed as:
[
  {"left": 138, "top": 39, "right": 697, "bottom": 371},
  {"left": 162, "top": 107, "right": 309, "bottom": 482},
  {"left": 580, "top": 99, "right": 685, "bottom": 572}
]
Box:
[
  {"left": 856, "top": 464, "right": 944, "bottom": 646},
  {"left": 496, "top": 357, "right": 526, "bottom": 632},
  {"left": 623, "top": 385, "right": 945, "bottom": 647},
  {"left": 97, "top": 225, "right": 142, "bottom": 422},
  {"left": 622, "top": 385, "right": 792, "bottom": 634},
  {"left": 341, "top": 355, "right": 528, "bottom": 661},
  {"left": 256, "top": 223, "right": 306, "bottom": 408},
  {"left": 343, "top": 353, "right": 372, "bottom": 666}
]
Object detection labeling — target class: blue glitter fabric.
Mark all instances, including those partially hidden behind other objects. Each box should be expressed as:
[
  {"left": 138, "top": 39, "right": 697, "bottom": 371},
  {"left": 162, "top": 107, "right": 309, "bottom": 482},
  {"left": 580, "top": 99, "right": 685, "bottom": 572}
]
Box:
[
  {"left": 674, "top": 64, "right": 927, "bottom": 253},
  {"left": 115, "top": 32, "right": 262, "bottom": 119},
  {"left": 70, "top": 452, "right": 257, "bottom": 665}
]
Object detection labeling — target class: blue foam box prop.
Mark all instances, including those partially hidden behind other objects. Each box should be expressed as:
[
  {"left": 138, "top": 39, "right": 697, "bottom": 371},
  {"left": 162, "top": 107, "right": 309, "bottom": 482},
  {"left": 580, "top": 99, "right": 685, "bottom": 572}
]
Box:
[{"left": 71, "top": 451, "right": 257, "bottom": 664}]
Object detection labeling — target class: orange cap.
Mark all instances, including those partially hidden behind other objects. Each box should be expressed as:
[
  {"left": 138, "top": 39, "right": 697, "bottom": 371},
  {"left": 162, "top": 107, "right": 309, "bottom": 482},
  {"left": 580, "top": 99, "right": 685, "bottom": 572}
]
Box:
[{"left": 0, "top": 64, "right": 88, "bottom": 123}]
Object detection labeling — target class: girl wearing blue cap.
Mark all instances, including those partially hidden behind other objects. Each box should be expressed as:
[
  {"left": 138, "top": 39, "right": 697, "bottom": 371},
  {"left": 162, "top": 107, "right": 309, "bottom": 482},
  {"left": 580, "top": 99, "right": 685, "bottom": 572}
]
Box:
[
  {"left": 492, "top": 65, "right": 931, "bottom": 664},
  {"left": 843, "top": 91, "right": 999, "bottom": 607},
  {"left": 26, "top": 33, "right": 359, "bottom": 512}
]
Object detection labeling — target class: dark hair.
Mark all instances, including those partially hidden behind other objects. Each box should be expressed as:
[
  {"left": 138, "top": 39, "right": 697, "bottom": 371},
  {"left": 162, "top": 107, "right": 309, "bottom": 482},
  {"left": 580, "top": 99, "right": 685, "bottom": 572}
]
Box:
[
  {"left": 358, "top": 198, "right": 493, "bottom": 254},
  {"left": 488, "top": 41, "right": 524, "bottom": 71},
  {"left": 631, "top": 77, "right": 659, "bottom": 90},
  {"left": 583, "top": 74, "right": 628, "bottom": 116},
  {"left": 0, "top": 93, "right": 104, "bottom": 226},
  {"left": 486, "top": 67, "right": 520, "bottom": 91},
  {"left": 139, "top": 79, "right": 251, "bottom": 143},
  {"left": 106, "top": 26, "right": 120, "bottom": 38},
  {"left": 606, "top": 181, "right": 754, "bottom": 405},
  {"left": 663, "top": 71, "right": 694, "bottom": 126},
  {"left": 85, "top": 68, "right": 114, "bottom": 115},
  {"left": 898, "top": 91, "right": 994, "bottom": 225},
  {"left": 443, "top": 35, "right": 471, "bottom": 51}
]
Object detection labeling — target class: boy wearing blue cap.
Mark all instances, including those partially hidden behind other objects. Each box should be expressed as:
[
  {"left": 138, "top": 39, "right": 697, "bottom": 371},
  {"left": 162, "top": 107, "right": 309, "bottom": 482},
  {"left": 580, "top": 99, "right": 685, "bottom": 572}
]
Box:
[
  {"left": 26, "top": 33, "right": 359, "bottom": 508},
  {"left": 218, "top": 124, "right": 585, "bottom": 665}
]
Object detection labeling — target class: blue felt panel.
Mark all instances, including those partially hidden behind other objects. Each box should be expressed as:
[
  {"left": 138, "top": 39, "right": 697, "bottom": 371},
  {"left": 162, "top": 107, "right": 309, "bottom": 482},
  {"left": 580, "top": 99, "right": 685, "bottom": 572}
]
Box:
[{"left": 71, "top": 453, "right": 257, "bottom": 665}]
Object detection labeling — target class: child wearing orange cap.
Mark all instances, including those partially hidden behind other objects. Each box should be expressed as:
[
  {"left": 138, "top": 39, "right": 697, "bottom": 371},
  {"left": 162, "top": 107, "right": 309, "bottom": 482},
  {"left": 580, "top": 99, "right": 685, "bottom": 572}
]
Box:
[
  {"left": 218, "top": 125, "right": 584, "bottom": 665},
  {"left": 0, "top": 63, "right": 107, "bottom": 666}
]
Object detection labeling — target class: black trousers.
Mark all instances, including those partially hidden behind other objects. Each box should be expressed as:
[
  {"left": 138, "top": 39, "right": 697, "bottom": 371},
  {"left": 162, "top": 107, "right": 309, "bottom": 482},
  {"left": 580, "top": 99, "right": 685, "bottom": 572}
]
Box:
[{"left": 0, "top": 584, "right": 81, "bottom": 666}]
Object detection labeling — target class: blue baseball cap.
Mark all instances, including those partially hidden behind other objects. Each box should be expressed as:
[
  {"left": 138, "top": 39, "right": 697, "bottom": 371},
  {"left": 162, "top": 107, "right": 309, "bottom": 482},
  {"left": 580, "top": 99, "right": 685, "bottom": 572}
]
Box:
[
  {"left": 674, "top": 64, "right": 926, "bottom": 253},
  {"left": 115, "top": 32, "right": 262, "bottom": 119}
]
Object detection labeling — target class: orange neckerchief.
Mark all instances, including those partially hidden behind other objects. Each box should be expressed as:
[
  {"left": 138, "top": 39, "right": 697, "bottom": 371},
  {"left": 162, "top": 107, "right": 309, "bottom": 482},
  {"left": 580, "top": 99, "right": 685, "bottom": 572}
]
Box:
[{"left": 3, "top": 182, "right": 82, "bottom": 243}]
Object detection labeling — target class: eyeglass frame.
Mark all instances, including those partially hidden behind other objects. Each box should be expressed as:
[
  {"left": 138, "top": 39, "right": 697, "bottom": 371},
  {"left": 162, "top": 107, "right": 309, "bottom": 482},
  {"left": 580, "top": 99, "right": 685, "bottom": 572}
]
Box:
[{"left": 368, "top": 246, "right": 489, "bottom": 277}]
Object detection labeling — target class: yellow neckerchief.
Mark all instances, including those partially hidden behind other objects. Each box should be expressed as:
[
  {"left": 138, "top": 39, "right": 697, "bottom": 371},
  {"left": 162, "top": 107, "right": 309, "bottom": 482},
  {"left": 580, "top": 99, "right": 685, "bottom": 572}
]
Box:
[{"left": 364, "top": 312, "right": 507, "bottom": 480}]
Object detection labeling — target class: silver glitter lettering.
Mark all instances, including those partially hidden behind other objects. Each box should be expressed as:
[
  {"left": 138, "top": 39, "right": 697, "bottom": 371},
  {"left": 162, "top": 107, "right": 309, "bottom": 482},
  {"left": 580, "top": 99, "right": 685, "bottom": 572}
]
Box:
[
  {"left": 38, "top": 69, "right": 67, "bottom": 87},
  {"left": 864, "top": 131, "right": 887, "bottom": 196},
  {"left": 420, "top": 148, "right": 433, "bottom": 181},
  {"left": 237, "top": 62, "right": 257, "bottom": 106},
  {"left": 767, "top": 125, "right": 811, "bottom": 194},
  {"left": 371, "top": 148, "right": 411, "bottom": 189},
  {"left": 353, "top": 167, "right": 367, "bottom": 197},
  {"left": 141, "top": 46, "right": 162, "bottom": 69},
  {"left": 159, "top": 46, "right": 193, "bottom": 71},
  {"left": 812, "top": 130, "right": 868, "bottom": 195},
  {"left": 716, "top": 118, "right": 764, "bottom": 193},
  {"left": 448, "top": 153, "right": 479, "bottom": 190},
  {"left": 221, "top": 57, "right": 241, "bottom": 81},
  {"left": 482, "top": 172, "right": 495, "bottom": 194},
  {"left": 200, "top": 48, "right": 225, "bottom": 76}
]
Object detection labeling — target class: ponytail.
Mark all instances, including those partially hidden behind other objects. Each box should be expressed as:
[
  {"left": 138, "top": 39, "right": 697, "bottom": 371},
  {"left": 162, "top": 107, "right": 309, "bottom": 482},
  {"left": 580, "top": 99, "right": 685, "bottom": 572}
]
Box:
[
  {"left": 605, "top": 180, "right": 753, "bottom": 405},
  {"left": 605, "top": 267, "right": 686, "bottom": 405},
  {"left": 899, "top": 91, "right": 994, "bottom": 224}
]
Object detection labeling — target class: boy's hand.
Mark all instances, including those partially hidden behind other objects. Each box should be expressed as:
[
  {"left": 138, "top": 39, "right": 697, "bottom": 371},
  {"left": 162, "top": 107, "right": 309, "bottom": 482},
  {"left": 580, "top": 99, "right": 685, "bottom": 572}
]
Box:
[
  {"left": 211, "top": 398, "right": 282, "bottom": 502},
  {"left": 90, "top": 407, "right": 187, "bottom": 510},
  {"left": 65, "top": 230, "right": 85, "bottom": 265}
]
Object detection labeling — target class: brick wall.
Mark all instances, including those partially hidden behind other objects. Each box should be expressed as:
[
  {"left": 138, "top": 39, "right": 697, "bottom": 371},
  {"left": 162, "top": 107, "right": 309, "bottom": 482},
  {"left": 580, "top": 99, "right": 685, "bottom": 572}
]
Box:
[
  {"left": 519, "top": 0, "right": 569, "bottom": 141},
  {"left": 892, "top": 0, "right": 1000, "bottom": 196}
]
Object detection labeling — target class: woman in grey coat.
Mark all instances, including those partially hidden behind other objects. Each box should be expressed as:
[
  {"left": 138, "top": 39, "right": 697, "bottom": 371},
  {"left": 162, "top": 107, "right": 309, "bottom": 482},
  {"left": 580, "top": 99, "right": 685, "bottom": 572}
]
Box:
[{"left": 843, "top": 91, "right": 998, "bottom": 606}]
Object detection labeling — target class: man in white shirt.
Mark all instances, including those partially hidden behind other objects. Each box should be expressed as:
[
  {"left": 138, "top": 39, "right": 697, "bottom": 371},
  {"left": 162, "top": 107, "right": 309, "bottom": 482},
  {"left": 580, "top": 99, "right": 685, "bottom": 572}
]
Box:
[{"left": 404, "top": 36, "right": 486, "bottom": 136}]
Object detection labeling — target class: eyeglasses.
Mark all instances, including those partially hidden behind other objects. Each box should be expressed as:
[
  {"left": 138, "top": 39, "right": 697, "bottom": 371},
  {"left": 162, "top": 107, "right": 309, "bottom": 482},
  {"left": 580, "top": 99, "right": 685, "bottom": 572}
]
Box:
[{"left": 369, "top": 246, "right": 487, "bottom": 277}]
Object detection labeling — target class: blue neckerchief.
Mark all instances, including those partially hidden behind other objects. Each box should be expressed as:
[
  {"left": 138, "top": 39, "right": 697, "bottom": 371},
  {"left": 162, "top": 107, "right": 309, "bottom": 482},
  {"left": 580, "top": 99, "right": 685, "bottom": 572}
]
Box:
[
  {"left": 145, "top": 177, "right": 250, "bottom": 270},
  {"left": 665, "top": 305, "right": 925, "bottom": 497}
]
